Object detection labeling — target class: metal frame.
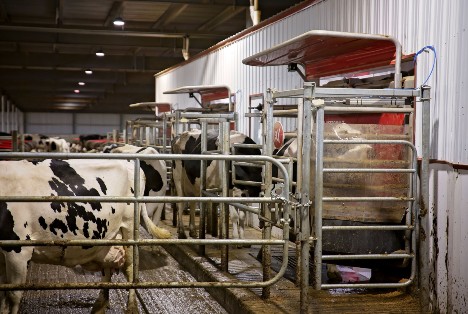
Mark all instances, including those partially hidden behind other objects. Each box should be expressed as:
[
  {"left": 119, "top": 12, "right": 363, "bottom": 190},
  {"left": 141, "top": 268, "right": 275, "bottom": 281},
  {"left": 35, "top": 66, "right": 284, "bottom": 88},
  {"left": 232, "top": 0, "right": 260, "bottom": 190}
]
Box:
[
  {"left": 0, "top": 151, "right": 291, "bottom": 293},
  {"left": 264, "top": 84, "right": 427, "bottom": 313}
]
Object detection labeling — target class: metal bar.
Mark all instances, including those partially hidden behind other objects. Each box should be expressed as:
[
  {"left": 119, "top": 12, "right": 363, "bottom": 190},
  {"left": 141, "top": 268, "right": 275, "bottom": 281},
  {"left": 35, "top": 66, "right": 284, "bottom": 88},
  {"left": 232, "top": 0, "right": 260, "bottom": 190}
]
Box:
[
  {"left": 301, "top": 82, "right": 313, "bottom": 313},
  {"left": 324, "top": 107, "right": 413, "bottom": 113},
  {"left": 0, "top": 195, "right": 281, "bottom": 203},
  {"left": 323, "top": 168, "right": 415, "bottom": 173},
  {"left": 0, "top": 239, "right": 286, "bottom": 247},
  {"left": 323, "top": 196, "right": 414, "bottom": 202},
  {"left": 220, "top": 121, "right": 230, "bottom": 271},
  {"left": 262, "top": 88, "right": 274, "bottom": 299},
  {"left": 419, "top": 85, "right": 432, "bottom": 310},
  {"left": 132, "top": 158, "right": 141, "bottom": 286},
  {"left": 322, "top": 225, "right": 414, "bottom": 231},
  {"left": 321, "top": 281, "right": 414, "bottom": 290},
  {"left": 272, "top": 87, "right": 421, "bottom": 99},
  {"left": 312, "top": 89, "right": 324, "bottom": 293},
  {"left": 322, "top": 253, "right": 413, "bottom": 260},
  {"left": 199, "top": 121, "right": 208, "bottom": 254},
  {"left": 0, "top": 25, "right": 223, "bottom": 40},
  {"left": 179, "top": 112, "right": 236, "bottom": 120},
  {"left": 232, "top": 143, "right": 263, "bottom": 149}
]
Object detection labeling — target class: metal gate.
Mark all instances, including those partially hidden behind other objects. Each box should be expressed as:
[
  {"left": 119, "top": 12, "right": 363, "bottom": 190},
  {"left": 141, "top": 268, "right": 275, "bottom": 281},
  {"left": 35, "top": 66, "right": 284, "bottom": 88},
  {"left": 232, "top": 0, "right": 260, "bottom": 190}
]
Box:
[{"left": 0, "top": 151, "right": 291, "bottom": 294}]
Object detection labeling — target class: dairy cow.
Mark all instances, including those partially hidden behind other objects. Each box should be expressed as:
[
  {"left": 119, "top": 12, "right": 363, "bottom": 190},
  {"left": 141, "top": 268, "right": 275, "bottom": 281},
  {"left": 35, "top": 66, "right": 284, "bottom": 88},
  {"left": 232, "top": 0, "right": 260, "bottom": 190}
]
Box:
[
  {"left": 171, "top": 129, "right": 262, "bottom": 240},
  {"left": 0, "top": 156, "right": 171, "bottom": 313},
  {"left": 110, "top": 144, "right": 167, "bottom": 226}
]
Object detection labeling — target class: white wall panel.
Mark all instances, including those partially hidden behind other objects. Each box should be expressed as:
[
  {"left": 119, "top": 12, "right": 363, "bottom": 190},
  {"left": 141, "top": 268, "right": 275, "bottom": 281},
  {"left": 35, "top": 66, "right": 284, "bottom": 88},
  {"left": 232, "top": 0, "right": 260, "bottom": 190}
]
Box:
[{"left": 26, "top": 112, "right": 74, "bottom": 134}]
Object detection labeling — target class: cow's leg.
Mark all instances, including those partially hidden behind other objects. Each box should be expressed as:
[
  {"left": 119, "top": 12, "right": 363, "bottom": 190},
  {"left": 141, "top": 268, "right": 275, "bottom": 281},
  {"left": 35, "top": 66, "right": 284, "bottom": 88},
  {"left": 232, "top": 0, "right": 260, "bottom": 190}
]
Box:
[
  {"left": 91, "top": 268, "right": 112, "bottom": 314},
  {"left": 121, "top": 236, "right": 139, "bottom": 314},
  {"left": 0, "top": 252, "right": 6, "bottom": 313},
  {"left": 2, "top": 250, "right": 32, "bottom": 314},
  {"left": 238, "top": 209, "right": 250, "bottom": 248},
  {"left": 229, "top": 206, "right": 241, "bottom": 248},
  {"left": 188, "top": 202, "right": 198, "bottom": 238},
  {"left": 177, "top": 201, "right": 187, "bottom": 239}
]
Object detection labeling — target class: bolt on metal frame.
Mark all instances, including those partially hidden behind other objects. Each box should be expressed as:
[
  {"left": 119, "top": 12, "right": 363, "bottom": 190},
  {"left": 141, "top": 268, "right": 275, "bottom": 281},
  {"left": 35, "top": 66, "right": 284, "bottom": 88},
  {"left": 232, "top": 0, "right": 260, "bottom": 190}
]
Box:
[{"left": 0, "top": 151, "right": 291, "bottom": 294}]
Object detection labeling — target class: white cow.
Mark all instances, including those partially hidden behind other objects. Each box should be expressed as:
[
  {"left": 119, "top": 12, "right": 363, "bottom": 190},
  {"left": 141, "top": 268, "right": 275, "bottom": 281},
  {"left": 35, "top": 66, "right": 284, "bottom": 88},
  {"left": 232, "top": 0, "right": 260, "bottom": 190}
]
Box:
[
  {"left": 110, "top": 144, "right": 167, "bottom": 226},
  {"left": 0, "top": 157, "right": 171, "bottom": 314},
  {"left": 171, "top": 129, "right": 262, "bottom": 241},
  {"left": 44, "top": 137, "right": 71, "bottom": 153}
]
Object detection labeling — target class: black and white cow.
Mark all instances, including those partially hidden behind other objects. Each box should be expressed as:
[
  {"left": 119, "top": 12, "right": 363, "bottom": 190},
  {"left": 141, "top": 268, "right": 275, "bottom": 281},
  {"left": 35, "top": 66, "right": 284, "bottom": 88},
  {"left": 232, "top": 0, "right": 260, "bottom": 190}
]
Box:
[
  {"left": 109, "top": 144, "right": 167, "bottom": 226},
  {"left": 0, "top": 157, "right": 171, "bottom": 313},
  {"left": 171, "top": 129, "right": 262, "bottom": 240}
]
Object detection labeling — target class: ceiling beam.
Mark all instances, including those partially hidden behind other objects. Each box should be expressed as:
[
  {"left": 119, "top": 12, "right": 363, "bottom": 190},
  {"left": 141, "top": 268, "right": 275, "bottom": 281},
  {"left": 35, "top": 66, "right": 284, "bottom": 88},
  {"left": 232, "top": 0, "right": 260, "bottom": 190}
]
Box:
[
  {"left": 0, "top": 41, "right": 205, "bottom": 56},
  {"left": 111, "top": 0, "right": 250, "bottom": 6},
  {"left": 151, "top": 3, "right": 189, "bottom": 30},
  {"left": 197, "top": 6, "right": 246, "bottom": 31},
  {"left": 0, "top": 51, "right": 182, "bottom": 73},
  {"left": 0, "top": 25, "right": 227, "bottom": 40},
  {"left": 104, "top": 2, "right": 123, "bottom": 27},
  {"left": 55, "top": 0, "right": 63, "bottom": 26},
  {"left": 0, "top": 0, "right": 8, "bottom": 23}
]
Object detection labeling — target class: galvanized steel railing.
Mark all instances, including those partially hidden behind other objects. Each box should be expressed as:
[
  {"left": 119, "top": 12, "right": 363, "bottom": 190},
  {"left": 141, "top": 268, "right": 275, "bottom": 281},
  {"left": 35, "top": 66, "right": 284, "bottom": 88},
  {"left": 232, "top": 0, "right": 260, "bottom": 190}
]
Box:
[{"left": 0, "top": 152, "right": 290, "bottom": 292}]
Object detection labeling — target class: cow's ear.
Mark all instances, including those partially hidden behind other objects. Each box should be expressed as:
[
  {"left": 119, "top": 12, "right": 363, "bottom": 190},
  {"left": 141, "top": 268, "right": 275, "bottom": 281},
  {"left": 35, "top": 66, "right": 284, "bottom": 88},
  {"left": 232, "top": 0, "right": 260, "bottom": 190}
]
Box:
[{"left": 51, "top": 142, "right": 57, "bottom": 150}]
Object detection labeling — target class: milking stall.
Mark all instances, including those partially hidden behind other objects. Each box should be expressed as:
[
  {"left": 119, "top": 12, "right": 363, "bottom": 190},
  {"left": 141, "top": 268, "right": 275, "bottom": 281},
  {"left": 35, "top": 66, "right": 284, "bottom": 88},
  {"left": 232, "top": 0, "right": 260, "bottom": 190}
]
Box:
[{"left": 0, "top": 1, "right": 467, "bottom": 313}]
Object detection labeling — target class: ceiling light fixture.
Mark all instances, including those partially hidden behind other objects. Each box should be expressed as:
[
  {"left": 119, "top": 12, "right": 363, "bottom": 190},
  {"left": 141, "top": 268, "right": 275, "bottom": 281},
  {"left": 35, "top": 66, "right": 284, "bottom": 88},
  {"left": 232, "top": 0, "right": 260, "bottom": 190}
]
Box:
[
  {"left": 113, "top": 17, "right": 125, "bottom": 26},
  {"left": 95, "top": 49, "right": 105, "bottom": 57},
  {"left": 78, "top": 82, "right": 85, "bottom": 86},
  {"left": 74, "top": 89, "right": 80, "bottom": 93},
  {"left": 85, "top": 69, "right": 93, "bottom": 74}
]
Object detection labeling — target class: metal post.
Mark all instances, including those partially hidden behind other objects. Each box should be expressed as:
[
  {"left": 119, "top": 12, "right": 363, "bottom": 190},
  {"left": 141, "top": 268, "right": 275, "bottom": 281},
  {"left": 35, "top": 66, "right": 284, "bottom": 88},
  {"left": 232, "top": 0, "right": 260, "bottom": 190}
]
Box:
[
  {"left": 6, "top": 99, "right": 10, "bottom": 133},
  {"left": 300, "top": 82, "right": 314, "bottom": 313},
  {"left": 1, "top": 95, "right": 4, "bottom": 132},
  {"left": 262, "top": 88, "right": 274, "bottom": 298},
  {"left": 131, "top": 158, "right": 141, "bottom": 302},
  {"left": 312, "top": 97, "right": 324, "bottom": 292},
  {"left": 11, "top": 130, "right": 18, "bottom": 152},
  {"left": 220, "top": 121, "right": 230, "bottom": 271},
  {"left": 419, "top": 85, "right": 433, "bottom": 312},
  {"left": 199, "top": 121, "right": 208, "bottom": 255}
]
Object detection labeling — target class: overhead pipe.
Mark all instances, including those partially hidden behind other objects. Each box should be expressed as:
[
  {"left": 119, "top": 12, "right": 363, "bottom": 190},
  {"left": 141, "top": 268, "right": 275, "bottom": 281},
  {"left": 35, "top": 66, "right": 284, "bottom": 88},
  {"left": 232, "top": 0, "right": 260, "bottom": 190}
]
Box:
[
  {"left": 182, "top": 36, "right": 190, "bottom": 60},
  {"left": 0, "top": 25, "right": 223, "bottom": 40},
  {"left": 249, "top": 0, "right": 261, "bottom": 26}
]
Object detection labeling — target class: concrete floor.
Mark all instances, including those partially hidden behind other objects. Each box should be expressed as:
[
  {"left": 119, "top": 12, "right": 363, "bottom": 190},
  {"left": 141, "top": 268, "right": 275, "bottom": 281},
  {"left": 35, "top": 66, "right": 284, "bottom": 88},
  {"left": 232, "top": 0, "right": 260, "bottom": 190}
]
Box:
[{"left": 17, "top": 207, "right": 422, "bottom": 314}]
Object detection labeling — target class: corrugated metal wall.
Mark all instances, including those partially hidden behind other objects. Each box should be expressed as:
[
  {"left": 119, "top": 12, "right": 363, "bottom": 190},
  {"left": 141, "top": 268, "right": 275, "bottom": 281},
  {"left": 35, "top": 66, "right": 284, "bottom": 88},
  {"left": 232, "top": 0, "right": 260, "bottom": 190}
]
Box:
[
  {"left": 24, "top": 112, "right": 154, "bottom": 135},
  {"left": 155, "top": 0, "right": 468, "bottom": 312}
]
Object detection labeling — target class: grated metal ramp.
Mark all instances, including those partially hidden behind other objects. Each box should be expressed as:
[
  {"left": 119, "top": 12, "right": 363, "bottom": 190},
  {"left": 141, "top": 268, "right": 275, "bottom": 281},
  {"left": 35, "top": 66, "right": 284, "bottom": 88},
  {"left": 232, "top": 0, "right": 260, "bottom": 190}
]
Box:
[
  {"left": 19, "top": 229, "right": 227, "bottom": 314},
  {"left": 159, "top": 207, "right": 422, "bottom": 313}
]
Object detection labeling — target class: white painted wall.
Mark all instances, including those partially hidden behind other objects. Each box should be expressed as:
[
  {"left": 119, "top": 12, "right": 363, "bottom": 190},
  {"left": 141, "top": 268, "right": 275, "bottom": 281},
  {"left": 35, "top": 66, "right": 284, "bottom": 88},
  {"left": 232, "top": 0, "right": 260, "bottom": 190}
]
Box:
[
  {"left": 155, "top": 0, "right": 468, "bottom": 312},
  {"left": 24, "top": 112, "right": 154, "bottom": 136}
]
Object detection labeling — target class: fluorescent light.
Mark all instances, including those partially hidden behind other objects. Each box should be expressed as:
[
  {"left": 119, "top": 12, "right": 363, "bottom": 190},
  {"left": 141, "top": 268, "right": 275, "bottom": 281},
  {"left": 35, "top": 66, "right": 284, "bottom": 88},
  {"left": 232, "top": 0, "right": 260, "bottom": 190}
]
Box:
[
  {"left": 113, "top": 17, "right": 125, "bottom": 26},
  {"left": 85, "top": 69, "right": 93, "bottom": 74},
  {"left": 78, "top": 82, "right": 85, "bottom": 86},
  {"left": 95, "top": 49, "right": 105, "bottom": 57},
  {"left": 74, "top": 89, "right": 80, "bottom": 93},
  {"left": 55, "top": 103, "right": 87, "bottom": 110}
]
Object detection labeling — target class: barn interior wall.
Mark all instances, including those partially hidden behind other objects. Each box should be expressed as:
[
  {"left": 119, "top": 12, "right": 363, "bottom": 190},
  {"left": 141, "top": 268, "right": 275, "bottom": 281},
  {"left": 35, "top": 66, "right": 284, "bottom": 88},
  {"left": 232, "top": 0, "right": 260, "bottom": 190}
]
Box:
[
  {"left": 155, "top": 0, "right": 468, "bottom": 312},
  {"left": 25, "top": 112, "right": 154, "bottom": 137}
]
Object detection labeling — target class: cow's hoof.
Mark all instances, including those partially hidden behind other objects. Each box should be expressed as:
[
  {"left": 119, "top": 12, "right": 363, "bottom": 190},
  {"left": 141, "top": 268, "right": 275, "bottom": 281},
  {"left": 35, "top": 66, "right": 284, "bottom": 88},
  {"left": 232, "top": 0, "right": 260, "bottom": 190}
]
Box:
[
  {"left": 178, "top": 233, "right": 188, "bottom": 239},
  {"left": 124, "top": 306, "right": 139, "bottom": 314},
  {"left": 189, "top": 231, "right": 198, "bottom": 238},
  {"left": 90, "top": 300, "right": 109, "bottom": 314}
]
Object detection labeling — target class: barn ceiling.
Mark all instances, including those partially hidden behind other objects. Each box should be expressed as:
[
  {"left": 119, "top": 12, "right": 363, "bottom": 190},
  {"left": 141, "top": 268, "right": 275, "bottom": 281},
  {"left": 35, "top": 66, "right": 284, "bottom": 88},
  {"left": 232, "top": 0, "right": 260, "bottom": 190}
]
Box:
[{"left": 0, "top": 0, "right": 304, "bottom": 114}]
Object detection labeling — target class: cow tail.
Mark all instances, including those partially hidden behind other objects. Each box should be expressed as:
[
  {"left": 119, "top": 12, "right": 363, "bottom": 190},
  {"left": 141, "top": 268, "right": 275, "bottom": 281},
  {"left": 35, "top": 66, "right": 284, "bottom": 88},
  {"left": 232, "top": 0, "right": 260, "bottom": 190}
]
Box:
[{"left": 141, "top": 205, "right": 172, "bottom": 239}]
